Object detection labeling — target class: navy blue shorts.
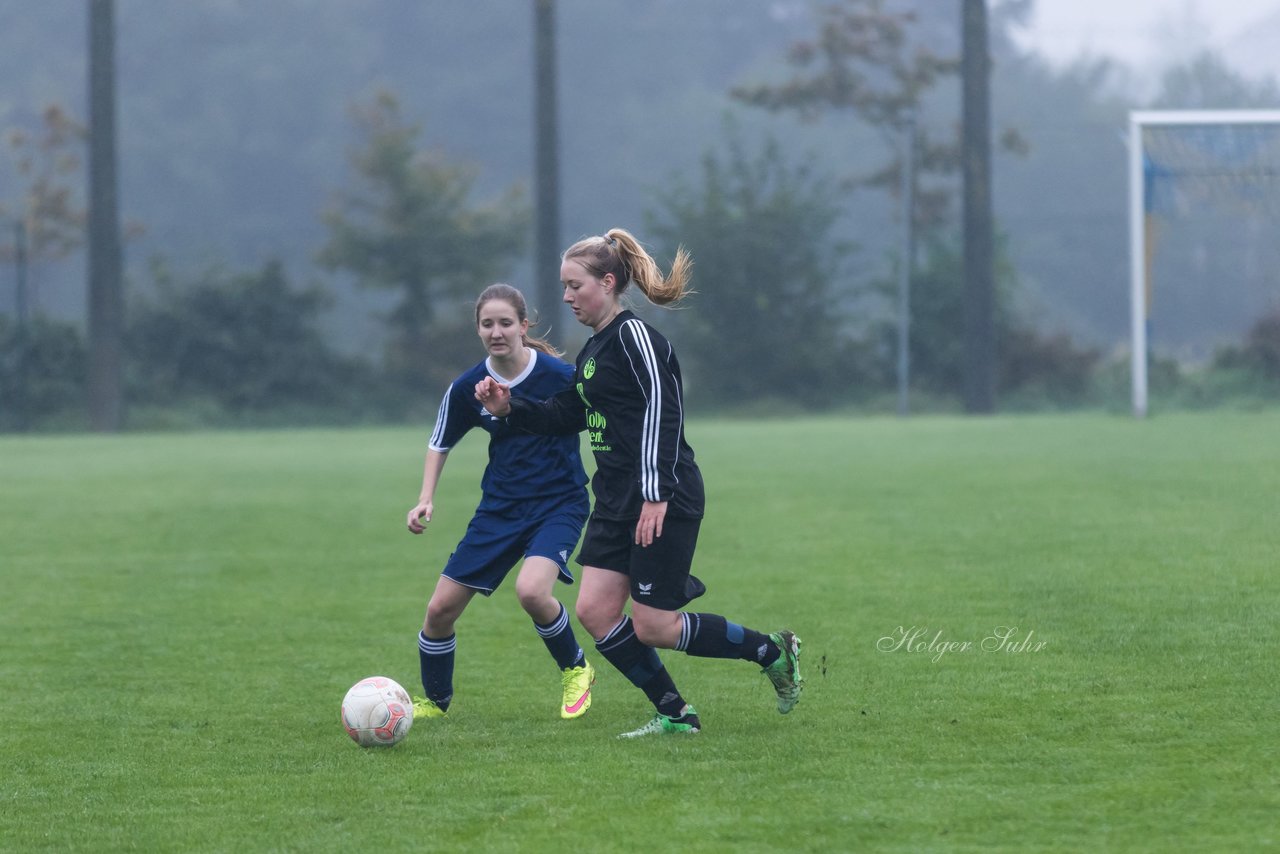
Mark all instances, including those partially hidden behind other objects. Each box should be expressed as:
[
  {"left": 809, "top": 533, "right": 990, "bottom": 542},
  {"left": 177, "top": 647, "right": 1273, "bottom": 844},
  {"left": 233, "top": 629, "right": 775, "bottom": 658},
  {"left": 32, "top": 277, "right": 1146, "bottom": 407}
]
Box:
[
  {"left": 576, "top": 514, "right": 706, "bottom": 611},
  {"left": 442, "top": 492, "right": 589, "bottom": 596}
]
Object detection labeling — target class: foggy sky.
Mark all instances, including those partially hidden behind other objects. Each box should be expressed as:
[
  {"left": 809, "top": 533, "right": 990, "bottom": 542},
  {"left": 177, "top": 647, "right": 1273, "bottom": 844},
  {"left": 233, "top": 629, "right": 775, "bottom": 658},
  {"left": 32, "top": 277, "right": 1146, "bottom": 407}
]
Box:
[{"left": 1014, "top": 0, "right": 1280, "bottom": 74}]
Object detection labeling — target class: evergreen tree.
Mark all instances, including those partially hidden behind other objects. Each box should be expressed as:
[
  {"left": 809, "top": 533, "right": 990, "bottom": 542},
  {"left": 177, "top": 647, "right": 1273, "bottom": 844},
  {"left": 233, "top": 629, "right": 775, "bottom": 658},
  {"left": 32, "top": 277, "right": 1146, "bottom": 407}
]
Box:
[
  {"left": 318, "top": 91, "right": 529, "bottom": 382},
  {"left": 647, "top": 131, "right": 862, "bottom": 407}
]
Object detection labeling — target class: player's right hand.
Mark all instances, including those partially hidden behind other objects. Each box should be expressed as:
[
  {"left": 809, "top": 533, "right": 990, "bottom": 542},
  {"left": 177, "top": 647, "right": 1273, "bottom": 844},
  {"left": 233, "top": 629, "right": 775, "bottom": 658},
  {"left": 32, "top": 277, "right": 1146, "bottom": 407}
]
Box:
[{"left": 407, "top": 501, "right": 433, "bottom": 534}]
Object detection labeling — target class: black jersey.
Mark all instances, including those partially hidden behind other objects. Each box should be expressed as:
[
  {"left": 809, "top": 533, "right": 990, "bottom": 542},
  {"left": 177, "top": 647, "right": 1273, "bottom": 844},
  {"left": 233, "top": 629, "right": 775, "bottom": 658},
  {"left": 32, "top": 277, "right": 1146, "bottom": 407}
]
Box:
[{"left": 507, "top": 310, "right": 705, "bottom": 521}]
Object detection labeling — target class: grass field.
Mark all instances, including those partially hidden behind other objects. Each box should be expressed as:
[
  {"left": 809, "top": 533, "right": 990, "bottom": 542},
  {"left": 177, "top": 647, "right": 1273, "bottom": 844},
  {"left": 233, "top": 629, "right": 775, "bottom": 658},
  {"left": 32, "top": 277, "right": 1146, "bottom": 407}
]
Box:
[{"left": 2, "top": 412, "right": 1278, "bottom": 852}]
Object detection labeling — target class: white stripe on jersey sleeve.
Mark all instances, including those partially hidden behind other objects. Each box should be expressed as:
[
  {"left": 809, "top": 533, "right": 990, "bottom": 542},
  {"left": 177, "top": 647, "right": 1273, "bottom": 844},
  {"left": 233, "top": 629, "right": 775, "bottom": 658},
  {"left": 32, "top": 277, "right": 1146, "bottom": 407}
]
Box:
[
  {"left": 623, "top": 319, "right": 663, "bottom": 502},
  {"left": 427, "top": 383, "right": 454, "bottom": 452}
]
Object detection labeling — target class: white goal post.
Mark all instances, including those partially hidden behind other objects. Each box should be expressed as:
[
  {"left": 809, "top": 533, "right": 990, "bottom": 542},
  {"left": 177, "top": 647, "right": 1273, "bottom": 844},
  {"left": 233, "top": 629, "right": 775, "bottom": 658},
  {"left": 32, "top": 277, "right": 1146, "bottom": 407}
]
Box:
[{"left": 1128, "top": 109, "right": 1280, "bottom": 417}]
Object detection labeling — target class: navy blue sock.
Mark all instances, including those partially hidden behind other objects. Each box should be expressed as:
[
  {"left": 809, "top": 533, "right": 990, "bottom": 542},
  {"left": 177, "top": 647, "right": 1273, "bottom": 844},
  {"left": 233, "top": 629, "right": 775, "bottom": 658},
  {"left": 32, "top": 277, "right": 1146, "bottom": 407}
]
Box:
[
  {"left": 596, "top": 616, "right": 686, "bottom": 716},
  {"left": 534, "top": 602, "right": 585, "bottom": 671},
  {"left": 677, "top": 613, "right": 781, "bottom": 666},
  {"left": 418, "top": 631, "right": 456, "bottom": 710}
]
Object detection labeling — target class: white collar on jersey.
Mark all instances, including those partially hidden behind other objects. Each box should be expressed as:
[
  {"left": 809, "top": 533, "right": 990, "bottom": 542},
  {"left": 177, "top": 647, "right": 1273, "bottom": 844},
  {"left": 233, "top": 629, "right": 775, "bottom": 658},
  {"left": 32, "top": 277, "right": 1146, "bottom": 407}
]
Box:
[{"left": 486, "top": 347, "right": 538, "bottom": 386}]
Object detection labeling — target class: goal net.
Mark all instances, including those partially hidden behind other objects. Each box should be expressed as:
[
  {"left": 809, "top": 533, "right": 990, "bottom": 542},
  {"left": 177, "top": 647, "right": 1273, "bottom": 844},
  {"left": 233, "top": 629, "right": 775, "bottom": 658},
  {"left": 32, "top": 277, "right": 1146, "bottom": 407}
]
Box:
[{"left": 1127, "top": 109, "right": 1280, "bottom": 416}]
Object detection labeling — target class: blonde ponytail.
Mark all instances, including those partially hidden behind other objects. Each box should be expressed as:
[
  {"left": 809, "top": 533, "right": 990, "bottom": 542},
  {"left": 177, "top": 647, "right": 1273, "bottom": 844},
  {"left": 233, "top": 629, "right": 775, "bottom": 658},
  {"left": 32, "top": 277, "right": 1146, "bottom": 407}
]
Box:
[
  {"left": 563, "top": 228, "right": 694, "bottom": 307},
  {"left": 604, "top": 228, "right": 694, "bottom": 306}
]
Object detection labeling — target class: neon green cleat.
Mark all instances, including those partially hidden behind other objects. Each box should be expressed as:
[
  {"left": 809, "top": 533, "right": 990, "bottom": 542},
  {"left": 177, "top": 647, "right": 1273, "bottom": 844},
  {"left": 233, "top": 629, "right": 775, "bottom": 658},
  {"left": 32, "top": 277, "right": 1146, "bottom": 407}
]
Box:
[
  {"left": 617, "top": 705, "right": 701, "bottom": 738},
  {"left": 412, "top": 696, "right": 448, "bottom": 719},
  {"left": 561, "top": 660, "right": 595, "bottom": 719},
  {"left": 763, "top": 630, "right": 804, "bottom": 714}
]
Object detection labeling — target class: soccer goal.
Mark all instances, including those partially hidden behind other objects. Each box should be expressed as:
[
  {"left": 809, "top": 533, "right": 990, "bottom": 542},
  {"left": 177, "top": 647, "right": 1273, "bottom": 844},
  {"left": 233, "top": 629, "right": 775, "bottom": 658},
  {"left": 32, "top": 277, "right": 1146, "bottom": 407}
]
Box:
[{"left": 1127, "top": 109, "right": 1280, "bottom": 417}]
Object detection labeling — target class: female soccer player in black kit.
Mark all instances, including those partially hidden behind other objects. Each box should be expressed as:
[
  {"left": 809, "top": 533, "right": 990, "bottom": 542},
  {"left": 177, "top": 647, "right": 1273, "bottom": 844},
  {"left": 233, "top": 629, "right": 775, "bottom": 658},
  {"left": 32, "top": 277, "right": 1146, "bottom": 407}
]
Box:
[{"left": 476, "top": 228, "right": 803, "bottom": 737}]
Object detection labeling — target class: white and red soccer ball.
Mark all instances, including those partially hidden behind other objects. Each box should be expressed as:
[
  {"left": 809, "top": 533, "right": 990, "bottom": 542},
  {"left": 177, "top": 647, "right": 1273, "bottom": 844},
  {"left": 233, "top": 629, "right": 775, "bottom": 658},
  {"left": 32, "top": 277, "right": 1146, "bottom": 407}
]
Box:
[{"left": 341, "top": 676, "right": 413, "bottom": 747}]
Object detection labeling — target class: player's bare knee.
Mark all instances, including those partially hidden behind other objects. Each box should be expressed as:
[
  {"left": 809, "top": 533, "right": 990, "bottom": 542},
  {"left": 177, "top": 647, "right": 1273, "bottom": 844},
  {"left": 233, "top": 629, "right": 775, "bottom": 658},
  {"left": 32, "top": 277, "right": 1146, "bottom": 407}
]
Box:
[
  {"left": 425, "top": 598, "right": 460, "bottom": 634},
  {"left": 631, "top": 612, "right": 678, "bottom": 648},
  {"left": 576, "top": 600, "right": 619, "bottom": 641},
  {"left": 632, "top": 622, "right": 660, "bottom": 647},
  {"left": 514, "top": 581, "right": 547, "bottom": 615}
]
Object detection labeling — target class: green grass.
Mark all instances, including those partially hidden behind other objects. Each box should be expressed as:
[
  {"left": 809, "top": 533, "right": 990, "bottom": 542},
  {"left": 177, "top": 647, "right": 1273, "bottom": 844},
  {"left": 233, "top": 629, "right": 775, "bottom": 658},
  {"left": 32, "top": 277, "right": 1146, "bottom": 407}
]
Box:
[{"left": 2, "top": 412, "right": 1278, "bottom": 852}]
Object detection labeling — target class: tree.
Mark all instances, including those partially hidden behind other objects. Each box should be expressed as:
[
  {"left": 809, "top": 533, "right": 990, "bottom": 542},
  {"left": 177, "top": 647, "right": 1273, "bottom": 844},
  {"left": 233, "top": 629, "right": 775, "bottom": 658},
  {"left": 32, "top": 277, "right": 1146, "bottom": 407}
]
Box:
[
  {"left": 961, "top": 0, "right": 995, "bottom": 413},
  {"left": 0, "top": 105, "right": 88, "bottom": 432},
  {"left": 318, "top": 91, "right": 529, "bottom": 383},
  {"left": 1212, "top": 307, "right": 1280, "bottom": 389},
  {"left": 646, "top": 131, "right": 861, "bottom": 407},
  {"left": 730, "top": 0, "right": 961, "bottom": 229},
  {"left": 0, "top": 315, "right": 87, "bottom": 431},
  {"left": 1151, "top": 50, "right": 1280, "bottom": 109},
  {"left": 731, "top": 0, "right": 1014, "bottom": 409},
  {"left": 87, "top": 0, "right": 125, "bottom": 431},
  {"left": 871, "top": 236, "right": 1099, "bottom": 408},
  {"left": 128, "top": 260, "right": 372, "bottom": 419},
  {"left": 0, "top": 105, "right": 87, "bottom": 270}
]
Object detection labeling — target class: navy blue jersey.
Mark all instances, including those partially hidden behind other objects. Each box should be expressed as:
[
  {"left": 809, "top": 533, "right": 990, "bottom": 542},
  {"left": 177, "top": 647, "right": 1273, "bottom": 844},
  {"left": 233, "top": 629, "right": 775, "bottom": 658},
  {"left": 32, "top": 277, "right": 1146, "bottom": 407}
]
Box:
[
  {"left": 430, "top": 350, "right": 588, "bottom": 511},
  {"left": 507, "top": 311, "right": 705, "bottom": 521}
]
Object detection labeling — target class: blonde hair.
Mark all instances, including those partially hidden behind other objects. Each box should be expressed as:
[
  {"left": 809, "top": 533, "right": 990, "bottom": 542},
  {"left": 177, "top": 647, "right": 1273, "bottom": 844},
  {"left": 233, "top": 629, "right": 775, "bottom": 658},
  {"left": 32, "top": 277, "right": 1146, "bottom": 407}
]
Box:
[
  {"left": 562, "top": 227, "right": 693, "bottom": 306},
  {"left": 474, "top": 283, "right": 562, "bottom": 357}
]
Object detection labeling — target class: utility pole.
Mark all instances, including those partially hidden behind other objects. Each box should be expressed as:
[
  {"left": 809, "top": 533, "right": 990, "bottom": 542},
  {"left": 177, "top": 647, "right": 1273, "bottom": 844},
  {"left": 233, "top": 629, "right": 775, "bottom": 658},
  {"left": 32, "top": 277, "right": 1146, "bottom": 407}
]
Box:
[
  {"left": 14, "top": 221, "right": 28, "bottom": 324},
  {"left": 961, "top": 0, "right": 996, "bottom": 413},
  {"left": 897, "top": 111, "right": 916, "bottom": 417},
  {"left": 14, "top": 220, "right": 30, "bottom": 431},
  {"left": 88, "top": 0, "right": 125, "bottom": 431},
  {"left": 533, "top": 0, "right": 563, "bottom": 346}
]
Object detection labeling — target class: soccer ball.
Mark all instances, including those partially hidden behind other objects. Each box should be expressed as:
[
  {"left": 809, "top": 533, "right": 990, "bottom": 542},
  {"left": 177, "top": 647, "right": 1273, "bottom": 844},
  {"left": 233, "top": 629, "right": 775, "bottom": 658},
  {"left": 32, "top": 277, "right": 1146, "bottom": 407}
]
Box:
[{"left": 341, "top": 676, "right": 413, "bottom": 747}]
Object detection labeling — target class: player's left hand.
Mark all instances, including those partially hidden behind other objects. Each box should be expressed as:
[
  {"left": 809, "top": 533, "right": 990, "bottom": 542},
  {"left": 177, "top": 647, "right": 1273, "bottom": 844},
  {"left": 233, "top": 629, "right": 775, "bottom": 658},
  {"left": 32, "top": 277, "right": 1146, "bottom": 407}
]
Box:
[{"left": 635, "top": 500, "right": 667, "bottom": 547}]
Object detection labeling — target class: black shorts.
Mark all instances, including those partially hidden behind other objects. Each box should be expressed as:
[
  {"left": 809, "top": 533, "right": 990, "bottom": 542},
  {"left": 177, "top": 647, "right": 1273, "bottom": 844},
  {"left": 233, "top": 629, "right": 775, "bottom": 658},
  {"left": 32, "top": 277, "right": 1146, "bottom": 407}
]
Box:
[{"left": 576, "top": 514, "right": 706, "bottom": 611}]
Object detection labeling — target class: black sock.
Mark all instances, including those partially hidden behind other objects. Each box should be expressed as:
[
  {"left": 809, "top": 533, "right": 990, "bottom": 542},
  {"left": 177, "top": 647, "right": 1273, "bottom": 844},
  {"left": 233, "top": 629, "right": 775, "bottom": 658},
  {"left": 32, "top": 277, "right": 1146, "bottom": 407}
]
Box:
[
  {"left": 678, "top": 613, "right": 781, "bottom": 667},
  {"left": 596, "top": 616, "right": 687, "bottom": 715}
]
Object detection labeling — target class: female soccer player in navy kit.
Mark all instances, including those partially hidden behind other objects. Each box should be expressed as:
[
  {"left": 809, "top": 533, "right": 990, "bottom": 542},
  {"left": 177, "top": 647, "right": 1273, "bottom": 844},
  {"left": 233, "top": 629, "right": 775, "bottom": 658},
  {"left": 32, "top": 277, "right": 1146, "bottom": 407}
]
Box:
[
  {"left": 407, "top": 284, "right": 596, "bottom": 721},
  {"left": 476, "top": 229, "right": 803, "bottom": 737}
]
